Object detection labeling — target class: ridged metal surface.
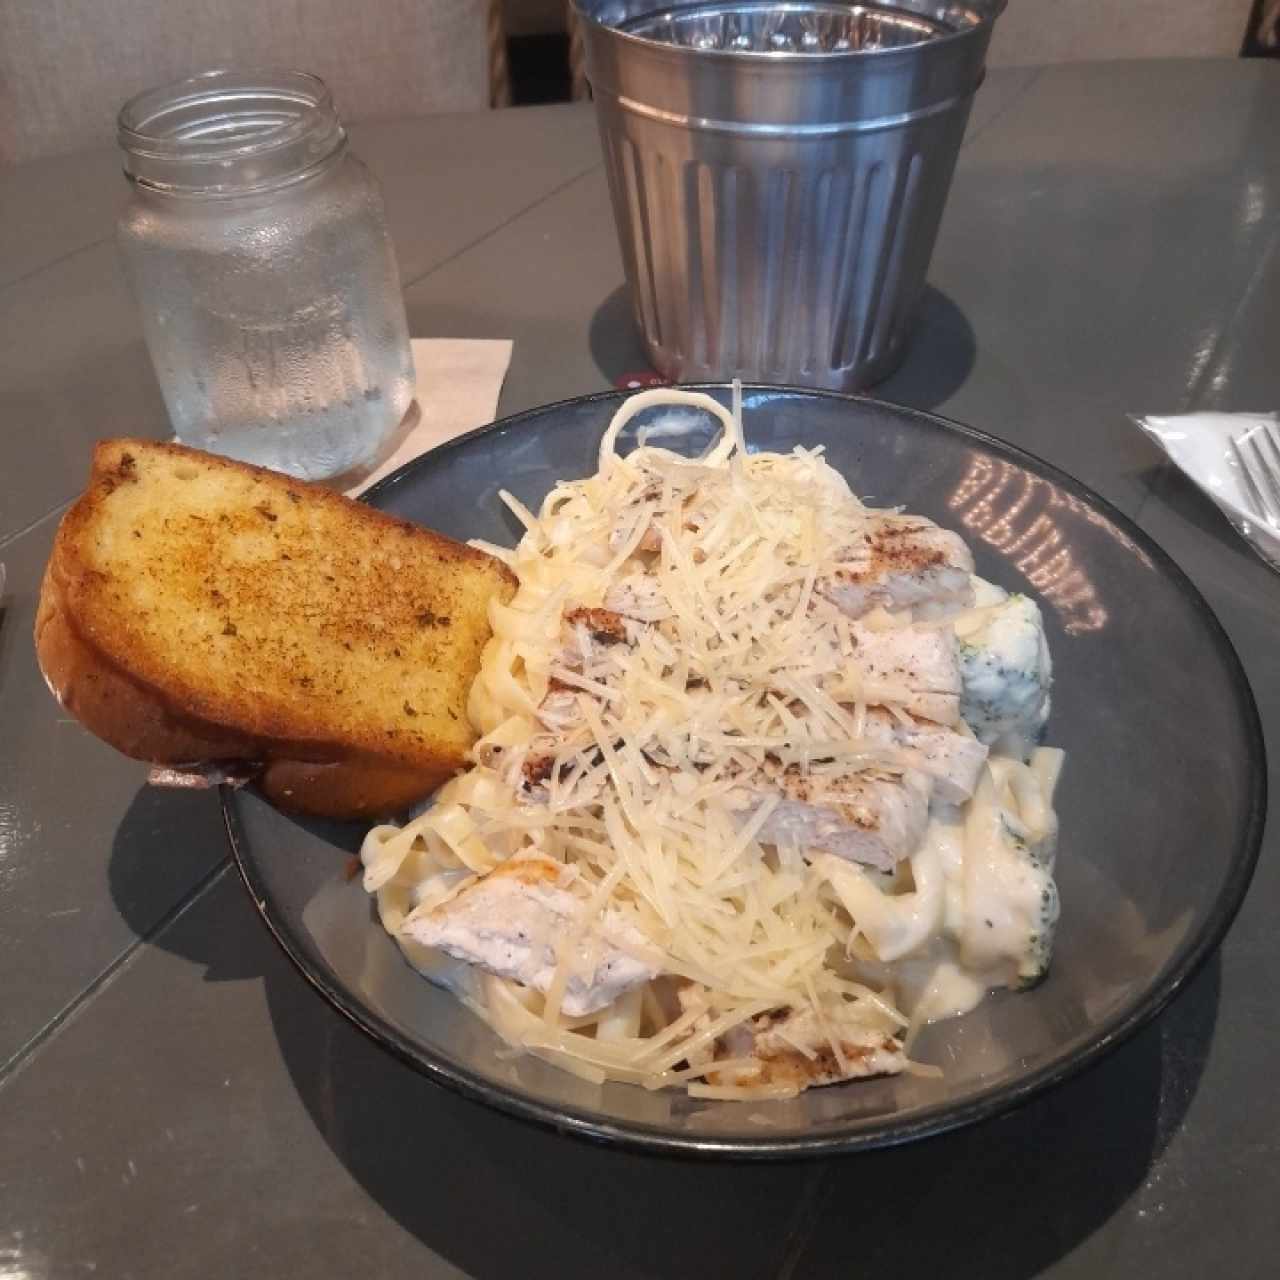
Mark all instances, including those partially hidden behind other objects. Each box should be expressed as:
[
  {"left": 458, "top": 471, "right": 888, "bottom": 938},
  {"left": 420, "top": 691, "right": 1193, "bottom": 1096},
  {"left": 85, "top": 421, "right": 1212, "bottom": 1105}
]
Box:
[
  {"left": 619, "top": 1, "right": 959, "bottom": 53},
  {"left": 599, "top": 134, "right": 948, "bottom": 383},
  {"left": 577, "top": 0, "right": 1001, "bottom": 389}
]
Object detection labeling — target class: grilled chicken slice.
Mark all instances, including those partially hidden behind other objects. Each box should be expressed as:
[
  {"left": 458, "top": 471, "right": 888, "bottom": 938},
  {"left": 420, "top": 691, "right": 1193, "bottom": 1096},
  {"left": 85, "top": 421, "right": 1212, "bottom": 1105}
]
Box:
[
  {"left": 609, "top": 515, "right": 663, "bottom": 554},
  {"left": 604, "top": 572, "right": 670, "bottom": 622},
  {"left": 744, "top": 764, "right": 932, "bottom": 871},
  {"left": 838, "top": 624, "right": 962, "bottom": 725},
  {"left": 561, "top": 605, "right": 633, "bottom": 652},
  {"left": 400, "top": 856, "right": 659, "bottom": 1017},
  {"left": 537, "top": 686, "right": 583, "bottom": 734},
  {"left": 859, "top": 708, "right": 988, "bottom": 804},
  {"left": 713, "top": 1005, "right": 906, "bottom": 1088},
  {"left": 607, "top": 481, "right": 664, "bottom": 554},
  {"left": 820, "top": 515, "right": 974, "bottom": 618},
  {"left": 543, "top": 604, "right": 638, "bottom": 730}
]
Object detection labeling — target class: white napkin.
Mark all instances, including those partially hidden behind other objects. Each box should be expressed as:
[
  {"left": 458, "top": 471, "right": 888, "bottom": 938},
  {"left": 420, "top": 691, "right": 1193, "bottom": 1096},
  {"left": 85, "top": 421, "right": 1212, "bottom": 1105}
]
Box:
[
  {"left": 346, "top": 338, "right": 513, "bottom": 498},
  {"left": 1135, "top": 411, "right": 1280, "bottom": 569}
]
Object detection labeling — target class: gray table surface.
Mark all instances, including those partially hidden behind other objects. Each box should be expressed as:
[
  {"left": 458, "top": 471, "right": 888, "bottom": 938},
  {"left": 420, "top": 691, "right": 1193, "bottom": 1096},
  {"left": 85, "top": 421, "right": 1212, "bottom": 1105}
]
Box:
[{"left": 1, "top": 58, "right": 1277, "bottom": 1278}]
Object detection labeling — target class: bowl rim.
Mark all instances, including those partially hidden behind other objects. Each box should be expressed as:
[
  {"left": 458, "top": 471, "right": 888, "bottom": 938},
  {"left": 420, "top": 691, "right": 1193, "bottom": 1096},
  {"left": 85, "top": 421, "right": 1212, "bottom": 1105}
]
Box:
[{"left": 224, "top": 383, "right": 1267, "bottom": 1159}]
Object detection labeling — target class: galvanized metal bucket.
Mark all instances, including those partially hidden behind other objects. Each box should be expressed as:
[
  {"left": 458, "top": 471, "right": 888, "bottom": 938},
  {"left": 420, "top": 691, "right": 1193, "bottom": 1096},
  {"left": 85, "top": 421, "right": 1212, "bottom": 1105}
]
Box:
[{"left": 574, "top": 1, "right": 1004, "bottom": 390}]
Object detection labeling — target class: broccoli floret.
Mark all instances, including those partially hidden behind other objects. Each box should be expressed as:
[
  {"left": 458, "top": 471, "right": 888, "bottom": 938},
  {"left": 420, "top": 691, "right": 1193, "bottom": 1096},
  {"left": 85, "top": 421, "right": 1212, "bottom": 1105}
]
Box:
[
  {"left": 958, "top": 809, "right": 1059, "bottom": 987},
  {"left": 958, "top": 592, "right": 1052, "bottom": 751},
  {"left": 1016, "top": 878, "right": 1060, "bottom": 988}
]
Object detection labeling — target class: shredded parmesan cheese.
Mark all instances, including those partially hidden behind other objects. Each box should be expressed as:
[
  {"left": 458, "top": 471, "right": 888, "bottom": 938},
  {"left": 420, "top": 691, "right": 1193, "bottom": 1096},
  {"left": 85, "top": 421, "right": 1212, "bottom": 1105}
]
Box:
[{"left": 360, "top": 383, "right": 1064, "bottom": 1099}]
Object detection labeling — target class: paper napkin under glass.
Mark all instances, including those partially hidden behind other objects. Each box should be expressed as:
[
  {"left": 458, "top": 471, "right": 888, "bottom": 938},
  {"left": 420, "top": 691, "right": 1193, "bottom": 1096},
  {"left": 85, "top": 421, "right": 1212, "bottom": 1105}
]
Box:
[{"left": 346, "top": 337, "right": 513, "bottom": 497}]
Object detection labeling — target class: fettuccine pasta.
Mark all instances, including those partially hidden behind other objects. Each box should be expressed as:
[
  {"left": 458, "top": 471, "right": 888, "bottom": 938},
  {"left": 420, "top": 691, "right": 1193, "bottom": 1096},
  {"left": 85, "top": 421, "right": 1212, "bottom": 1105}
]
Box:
[{"left": 361, "top": 387, "right": 1063, "bottom": 1098}]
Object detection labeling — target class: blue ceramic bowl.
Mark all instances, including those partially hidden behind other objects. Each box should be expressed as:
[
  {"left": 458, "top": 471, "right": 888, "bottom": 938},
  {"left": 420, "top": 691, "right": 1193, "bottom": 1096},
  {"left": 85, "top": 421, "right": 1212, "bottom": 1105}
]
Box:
[{"left": 225, "top": 386, "right": 1264, "bottom": 1157}]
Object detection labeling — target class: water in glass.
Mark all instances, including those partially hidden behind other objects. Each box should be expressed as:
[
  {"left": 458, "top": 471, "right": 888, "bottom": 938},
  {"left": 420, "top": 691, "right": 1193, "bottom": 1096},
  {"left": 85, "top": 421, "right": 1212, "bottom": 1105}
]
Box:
[{"left": 117, "top": 70, "right": 414, "bottom": 481}]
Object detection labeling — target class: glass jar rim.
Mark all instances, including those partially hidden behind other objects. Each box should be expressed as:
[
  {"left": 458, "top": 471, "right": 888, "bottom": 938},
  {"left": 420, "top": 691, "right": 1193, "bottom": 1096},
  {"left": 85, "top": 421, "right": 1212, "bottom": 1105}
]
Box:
[{"left": 118, "top": 68, "right": 346, "bottom": 196}]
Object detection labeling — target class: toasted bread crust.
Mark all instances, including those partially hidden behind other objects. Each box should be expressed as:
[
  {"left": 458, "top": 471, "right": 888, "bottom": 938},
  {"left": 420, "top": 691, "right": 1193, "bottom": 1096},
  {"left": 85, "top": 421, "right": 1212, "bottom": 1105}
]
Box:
[
  {"left": 37, "top": 556, "right": 262, "bottom": 763},
  {"left": 36, "top": 439, "right": 516, "bottom": 819},
  {"left": 257, "top": 758, "right": 456, "bottom": 820}
]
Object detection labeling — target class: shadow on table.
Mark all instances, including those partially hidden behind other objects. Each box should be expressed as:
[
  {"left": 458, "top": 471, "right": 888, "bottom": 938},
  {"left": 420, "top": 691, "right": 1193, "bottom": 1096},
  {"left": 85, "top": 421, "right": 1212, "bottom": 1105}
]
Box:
[
  {"left": 276, "top": 950, "right": 1220, "bottom": 1279},
  {"left": 587, "top": 284, "right": 976, "bottom": 413},
  {"left": 788, "top": 958, "right": 1221, "bottom": 1276},
  {"left": 873, "top": 286, "right": 978, "bottom": 413},
  {"left": 587, "top": 285, "right": 648, "bottom": 386},
  {"left": 112, "top": 812, "right": 1220, "bottom": 1280},
  {"left": 105, "top": 786, "right": 238, "bottom": 968}
]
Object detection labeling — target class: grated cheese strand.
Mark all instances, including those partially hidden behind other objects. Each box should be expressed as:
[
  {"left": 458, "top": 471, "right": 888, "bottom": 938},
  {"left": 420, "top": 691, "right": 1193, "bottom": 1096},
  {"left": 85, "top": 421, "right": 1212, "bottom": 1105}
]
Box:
[{"left": 359, "top": 382, "right": 1064, "bottom": 1099}]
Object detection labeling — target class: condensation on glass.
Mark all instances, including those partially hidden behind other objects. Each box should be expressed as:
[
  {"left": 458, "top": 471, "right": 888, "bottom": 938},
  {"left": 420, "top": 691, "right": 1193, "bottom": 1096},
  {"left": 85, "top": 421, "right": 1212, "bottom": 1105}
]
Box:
[{"left": 117, "top": 70, "right": 414, "bottom": 481}]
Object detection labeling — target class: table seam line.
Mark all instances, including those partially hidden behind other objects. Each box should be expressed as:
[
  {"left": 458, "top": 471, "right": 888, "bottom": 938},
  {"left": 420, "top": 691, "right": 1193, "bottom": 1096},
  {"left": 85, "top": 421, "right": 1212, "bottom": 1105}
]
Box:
[
  {"left": 0, "top": 163, "right": 607, "bottom": 546},
  {"left": 773, "top": 1166, "right": 834, "bottom": 1279},
  {"left": 961, "top": 65, "right": 1046, "bottom": 151},
  {"left": 1131, "top": 217, "right": 1280, "bottom": 527},
  {"left": 0, "top": 163, "right": 611, "bottom": 535},
  {"left": 399, "top": 161, "right": 604, "bottom": 292},
  {"left": 0, "top": 498, "right": 73, "bottom": 552},
  {"left": 0, "top": 233, "right": 112, "bottom": 294},
  {"left": 0, "top": 858, "right": 231, "bottom": 1089}
]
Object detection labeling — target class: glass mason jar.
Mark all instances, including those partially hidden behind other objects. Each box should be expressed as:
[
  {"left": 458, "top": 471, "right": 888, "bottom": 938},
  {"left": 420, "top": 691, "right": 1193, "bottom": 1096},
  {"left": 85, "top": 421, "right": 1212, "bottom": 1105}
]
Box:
[{"left": 117, "top": 69, "right": 414, "bottom": 482}]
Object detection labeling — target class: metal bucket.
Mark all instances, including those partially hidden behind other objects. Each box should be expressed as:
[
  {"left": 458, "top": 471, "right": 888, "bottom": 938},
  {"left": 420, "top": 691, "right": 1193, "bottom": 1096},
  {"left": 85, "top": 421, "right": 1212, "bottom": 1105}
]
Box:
[{"left": 574, "top": 1, "right": 1004, "bottom": 389}]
